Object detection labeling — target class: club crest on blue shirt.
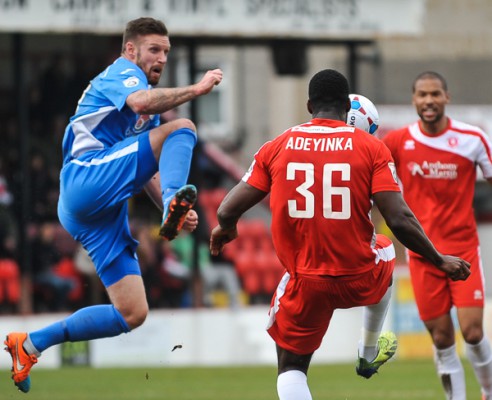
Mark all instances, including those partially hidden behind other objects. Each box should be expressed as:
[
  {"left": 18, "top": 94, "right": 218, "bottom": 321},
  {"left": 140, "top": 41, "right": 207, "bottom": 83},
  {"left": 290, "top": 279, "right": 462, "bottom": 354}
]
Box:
[
  {"left": 125, "top": 114, "right": 154, "bottom": 136},
  {"left": 134, "top": 114, "right": 152, "bottom": 133},
  {"left": 123, "top": 76, "right": 139, "bottom": 87}
]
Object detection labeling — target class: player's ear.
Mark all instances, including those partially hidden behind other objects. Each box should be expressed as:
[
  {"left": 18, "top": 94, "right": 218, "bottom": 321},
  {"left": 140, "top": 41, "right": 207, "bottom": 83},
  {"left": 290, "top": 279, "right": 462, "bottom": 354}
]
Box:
[
  {"left": 124, "top": 41, "right": 136, "bottom": 59},
  {"left": 307, "top": 99, "right": 313, "bottom": 114}
]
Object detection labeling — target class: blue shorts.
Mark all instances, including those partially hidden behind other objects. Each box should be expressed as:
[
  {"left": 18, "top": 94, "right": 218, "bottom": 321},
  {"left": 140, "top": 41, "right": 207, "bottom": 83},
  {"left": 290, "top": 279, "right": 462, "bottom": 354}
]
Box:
[{"left": 58, "top": 132, "right": 158, "bottom": 287}]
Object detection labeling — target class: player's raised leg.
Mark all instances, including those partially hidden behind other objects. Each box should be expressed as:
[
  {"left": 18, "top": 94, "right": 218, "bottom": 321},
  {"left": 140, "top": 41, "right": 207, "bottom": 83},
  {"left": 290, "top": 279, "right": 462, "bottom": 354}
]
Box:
[
  {"left": 160, "top": 183, "right": 197, "bottom": 240},
  {"left": 356, "top": 284, "right": 397, "bottom": 378},
  {"left": 148, "top": 118, "right": 198, "bottom": 241},
  {"left": 356, "top": 331, "right": 398, "bottom": 379},
  {"left": 356, "top": 234, "right": 397, "bottom": 379}
]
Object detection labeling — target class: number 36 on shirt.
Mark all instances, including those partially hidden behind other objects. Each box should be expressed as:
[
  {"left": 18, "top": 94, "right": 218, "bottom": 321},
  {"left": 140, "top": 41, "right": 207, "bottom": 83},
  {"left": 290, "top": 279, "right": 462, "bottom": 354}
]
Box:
[{"left": 287, "top": 162, "right": 350, "bottom": 220}]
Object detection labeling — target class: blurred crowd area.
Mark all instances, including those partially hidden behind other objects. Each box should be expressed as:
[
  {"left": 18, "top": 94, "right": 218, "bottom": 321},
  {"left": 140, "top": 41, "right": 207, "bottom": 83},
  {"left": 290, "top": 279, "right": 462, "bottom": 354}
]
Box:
[
  {"left": 0, "top": 54, "right": 282, "bottom": 315},
  {"left": 2, "top": 54, "right": 490, "bottom": 315}
]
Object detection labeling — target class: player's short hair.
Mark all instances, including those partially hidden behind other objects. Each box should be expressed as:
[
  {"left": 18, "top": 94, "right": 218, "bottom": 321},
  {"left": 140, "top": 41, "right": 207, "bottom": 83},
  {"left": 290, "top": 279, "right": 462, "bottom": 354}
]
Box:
[
  {"left": 122, "top": 17, "right": 168, "bottom": 52},
  {"left": 412, "top": 71, "right": 448, "bottom": 92},
  {"left": 308, "top": 69, "right": 350, "bottom": 113}
]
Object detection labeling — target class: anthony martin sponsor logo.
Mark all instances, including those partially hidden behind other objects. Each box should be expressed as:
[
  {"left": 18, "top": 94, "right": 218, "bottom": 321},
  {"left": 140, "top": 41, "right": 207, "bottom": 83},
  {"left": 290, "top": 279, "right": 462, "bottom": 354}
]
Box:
[{"left": 407, "top": 160, "right": 458, "bottom": 179}]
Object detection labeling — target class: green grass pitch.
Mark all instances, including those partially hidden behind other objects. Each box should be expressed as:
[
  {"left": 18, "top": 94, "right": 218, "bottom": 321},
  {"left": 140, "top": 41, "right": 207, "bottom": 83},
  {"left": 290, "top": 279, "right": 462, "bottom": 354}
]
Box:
[{"left": 0, "top": 359, "right": 481, "bottom": 399}]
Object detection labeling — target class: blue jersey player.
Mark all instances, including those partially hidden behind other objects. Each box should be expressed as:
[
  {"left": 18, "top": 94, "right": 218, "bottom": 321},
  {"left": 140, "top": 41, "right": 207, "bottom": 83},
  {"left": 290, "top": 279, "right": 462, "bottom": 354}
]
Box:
[{"left": 4, "top": 17, "right": 223, "bottom": 393}]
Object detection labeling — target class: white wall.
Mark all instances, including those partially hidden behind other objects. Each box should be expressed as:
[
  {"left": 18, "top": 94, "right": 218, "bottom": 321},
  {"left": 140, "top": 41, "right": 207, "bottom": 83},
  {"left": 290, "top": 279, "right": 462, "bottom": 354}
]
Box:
[
  {"left": 1, "top": 285, "right": 490, "bottom": 369},
  {"left": 0, "top": 305, "right": 383, "bottom": 369}
]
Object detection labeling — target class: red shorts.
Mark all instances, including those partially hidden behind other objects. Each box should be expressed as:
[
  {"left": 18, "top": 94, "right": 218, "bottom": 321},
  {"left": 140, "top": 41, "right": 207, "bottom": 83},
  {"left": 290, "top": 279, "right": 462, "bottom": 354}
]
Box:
[
  {"left": 409, "top": 246, "right": 485, "bottom": 321},
  {"left": 267, "top": 234, "right": 395, "bottom": 355}
]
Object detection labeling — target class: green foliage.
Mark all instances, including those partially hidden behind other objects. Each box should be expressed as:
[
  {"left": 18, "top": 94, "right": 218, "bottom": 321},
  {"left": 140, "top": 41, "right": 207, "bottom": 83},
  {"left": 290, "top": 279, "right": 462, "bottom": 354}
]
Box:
[{"left": 0, "top": 360, "right": 481, "bottom": 399}]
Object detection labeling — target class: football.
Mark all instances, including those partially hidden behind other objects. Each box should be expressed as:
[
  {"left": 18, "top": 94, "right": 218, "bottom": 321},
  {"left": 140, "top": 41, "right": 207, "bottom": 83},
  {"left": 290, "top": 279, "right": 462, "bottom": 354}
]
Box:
[{"left": 347, "top": 94, "right": 380, "bottom": 135}]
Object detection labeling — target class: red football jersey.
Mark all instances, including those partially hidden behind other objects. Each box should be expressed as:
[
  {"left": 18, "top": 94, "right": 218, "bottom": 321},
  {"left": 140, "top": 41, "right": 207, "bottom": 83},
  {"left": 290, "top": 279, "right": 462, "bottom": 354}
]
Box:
[
  {"left": 383, "top": 118, "right": 492, "bottom": 255},
  {"left": 243, "top": 118, "right": 400, "bottom": 276}
]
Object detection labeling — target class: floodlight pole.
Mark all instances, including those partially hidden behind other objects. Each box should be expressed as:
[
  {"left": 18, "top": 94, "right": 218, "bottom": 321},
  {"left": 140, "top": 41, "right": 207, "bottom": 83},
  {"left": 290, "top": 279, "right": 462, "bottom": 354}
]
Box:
[
  {"left": 187, "top": 39, "right": 204, "bottom": 308},
  {"left": 348, "top": 42, "right": 359, "bottom": 94},
  {"left": 13, "top": 33, "right": 33, "bottom": 314}
]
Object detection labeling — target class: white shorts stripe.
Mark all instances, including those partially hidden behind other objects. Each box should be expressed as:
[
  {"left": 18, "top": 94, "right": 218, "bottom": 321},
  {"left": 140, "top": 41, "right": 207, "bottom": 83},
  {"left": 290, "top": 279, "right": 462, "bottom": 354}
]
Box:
[
  {"left": 266, "top": 272, "right": 290, "bottom": 330},
  {"left": 374, "top": 241, "right": 396, "bottom": 265},
  {"left": 71, "top": 141, "right": 139, "bottom": 167}
]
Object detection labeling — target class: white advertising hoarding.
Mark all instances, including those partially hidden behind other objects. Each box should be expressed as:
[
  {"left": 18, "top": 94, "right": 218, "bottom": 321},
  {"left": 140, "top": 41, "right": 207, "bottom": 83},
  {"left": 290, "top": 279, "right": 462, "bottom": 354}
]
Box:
[{"left": 0, "top": 0, "right": 425, "bottom": 38}]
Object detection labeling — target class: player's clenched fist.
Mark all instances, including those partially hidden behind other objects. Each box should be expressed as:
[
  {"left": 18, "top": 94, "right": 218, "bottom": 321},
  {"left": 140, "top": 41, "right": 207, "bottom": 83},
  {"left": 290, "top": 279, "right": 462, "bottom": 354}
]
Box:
[
  {"left": 438, "top": 255, "right": 471, "bottom": 281},
  {"left": 195, "top": 69, "right": 223, "bottom": 96}
]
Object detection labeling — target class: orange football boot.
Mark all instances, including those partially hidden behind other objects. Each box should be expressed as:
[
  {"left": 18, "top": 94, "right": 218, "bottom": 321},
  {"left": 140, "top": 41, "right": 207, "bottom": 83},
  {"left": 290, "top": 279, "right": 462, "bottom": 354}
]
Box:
[
  {"left": 159, "top": 184, "right": 197, "bottom": 241},
  {"left": 4, "top": 332, "right": 38, "bottom": 393}
]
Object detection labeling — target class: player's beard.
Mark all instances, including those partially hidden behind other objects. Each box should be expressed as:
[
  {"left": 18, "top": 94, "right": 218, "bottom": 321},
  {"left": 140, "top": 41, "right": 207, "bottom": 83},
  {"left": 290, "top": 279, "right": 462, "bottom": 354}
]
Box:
[
  {"left": 146, "top": 68, "right": 161, "bottom": 86},
  {"left": 136, "top": 54, "right": 161, "bottom": 86}
]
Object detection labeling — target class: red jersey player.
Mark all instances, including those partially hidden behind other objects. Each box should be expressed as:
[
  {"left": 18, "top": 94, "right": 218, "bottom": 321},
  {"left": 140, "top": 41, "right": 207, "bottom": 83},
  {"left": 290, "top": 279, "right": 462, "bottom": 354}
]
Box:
[
  {"left": 209, "top": 69, "right": 470, "bottom": 400},
  {"left": 383, "top": 71, "right": 492, "bottom": 400}
]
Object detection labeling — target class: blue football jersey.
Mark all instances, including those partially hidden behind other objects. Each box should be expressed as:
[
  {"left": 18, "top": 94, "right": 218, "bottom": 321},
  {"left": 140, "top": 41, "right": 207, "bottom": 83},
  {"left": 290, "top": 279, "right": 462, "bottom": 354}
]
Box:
[{"left": 61, "top": 57, "right": 160, "bottom": 165}]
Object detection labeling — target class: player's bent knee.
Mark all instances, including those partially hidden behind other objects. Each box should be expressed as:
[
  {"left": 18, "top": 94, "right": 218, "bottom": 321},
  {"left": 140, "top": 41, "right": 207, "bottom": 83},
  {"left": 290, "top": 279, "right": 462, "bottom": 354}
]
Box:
[
  {"left": 173, "top": 118, "right": 196, "bottom": 132},
  {"left": 126, "top": 312, "right": 148, "bottom": 330},
  {"left": 122, "top": 303, "right": 149, "bottom": 329},
  {"left": 149, "top": 118, "right": 197, "bottom": 152}
]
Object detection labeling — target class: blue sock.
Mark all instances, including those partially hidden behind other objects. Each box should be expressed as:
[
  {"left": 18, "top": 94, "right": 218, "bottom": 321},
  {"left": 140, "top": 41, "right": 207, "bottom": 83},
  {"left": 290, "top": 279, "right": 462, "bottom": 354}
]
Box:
[
  {"left": 160, "top": 128, "right": 197, "bottom": 209},
  {"left": 29, "top": 305, "right": 130, "bottom": 353}
]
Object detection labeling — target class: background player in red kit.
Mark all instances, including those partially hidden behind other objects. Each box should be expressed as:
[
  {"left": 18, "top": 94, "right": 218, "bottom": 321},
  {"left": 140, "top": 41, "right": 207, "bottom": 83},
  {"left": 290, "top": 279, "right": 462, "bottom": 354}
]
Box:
[
  {"left": 210, "top": 69, "right": 470, "bottom": 400},
  {"left": 383, "top": 71, "right": 492, "bottom": 400}
]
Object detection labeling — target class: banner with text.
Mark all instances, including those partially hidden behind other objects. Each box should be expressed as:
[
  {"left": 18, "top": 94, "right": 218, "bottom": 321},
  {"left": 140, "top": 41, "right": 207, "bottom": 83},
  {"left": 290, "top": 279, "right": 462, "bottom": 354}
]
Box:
[{"left": 0, "top": 0, "right": 425, "bottom": 38}]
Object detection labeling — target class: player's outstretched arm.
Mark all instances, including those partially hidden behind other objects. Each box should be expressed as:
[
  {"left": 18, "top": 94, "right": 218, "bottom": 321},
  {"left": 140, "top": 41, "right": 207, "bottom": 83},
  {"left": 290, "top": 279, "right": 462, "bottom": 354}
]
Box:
[
  {"left": 373, "top": 190, "right": 470, "bottom": 281},
  {"left": 126, "top": 69, "right": 223, "bottom": 115},
  {"left": 210, "top": 181, "right": 267, "bottom": 256}
]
